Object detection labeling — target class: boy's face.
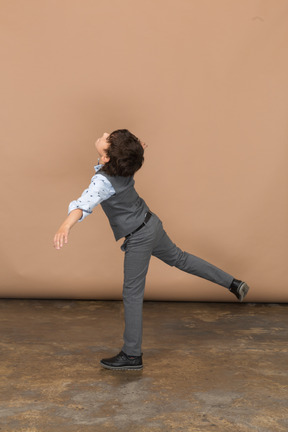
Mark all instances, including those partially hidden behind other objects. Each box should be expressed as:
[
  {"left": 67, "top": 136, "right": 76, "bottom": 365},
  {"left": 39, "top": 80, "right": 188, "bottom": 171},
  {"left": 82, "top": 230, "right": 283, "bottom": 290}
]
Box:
[{"left": 95, "top": 132, "right": 110, "bottom": 164}]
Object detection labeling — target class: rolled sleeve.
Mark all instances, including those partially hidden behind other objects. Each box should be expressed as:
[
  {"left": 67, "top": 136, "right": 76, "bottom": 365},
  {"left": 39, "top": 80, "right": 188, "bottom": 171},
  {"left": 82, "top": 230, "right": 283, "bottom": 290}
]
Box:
[
  {"left": 68, "top": 200, "right": 90, "bottom": 221},
  {"left": 68, "top": 173, "right": 115, "bottom": 222}
]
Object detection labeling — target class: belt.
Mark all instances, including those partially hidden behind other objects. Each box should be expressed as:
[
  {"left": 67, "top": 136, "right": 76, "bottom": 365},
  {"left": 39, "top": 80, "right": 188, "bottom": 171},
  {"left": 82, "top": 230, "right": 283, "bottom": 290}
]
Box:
[{"left": 125, "top": 211, "right": 152, "bottom": 238}]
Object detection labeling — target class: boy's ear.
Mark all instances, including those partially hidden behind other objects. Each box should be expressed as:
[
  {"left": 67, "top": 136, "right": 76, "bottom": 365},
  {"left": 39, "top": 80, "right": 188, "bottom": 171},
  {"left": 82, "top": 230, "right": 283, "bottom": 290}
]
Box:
[{"left": 102, "top": 154, "right": 110, "bottom": 163}]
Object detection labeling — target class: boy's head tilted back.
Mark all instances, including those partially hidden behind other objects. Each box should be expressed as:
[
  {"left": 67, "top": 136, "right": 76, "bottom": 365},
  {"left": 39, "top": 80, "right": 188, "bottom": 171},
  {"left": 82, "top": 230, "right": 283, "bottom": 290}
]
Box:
[{"left": 101, "top": 129, "right": 144, "bottom": 177}]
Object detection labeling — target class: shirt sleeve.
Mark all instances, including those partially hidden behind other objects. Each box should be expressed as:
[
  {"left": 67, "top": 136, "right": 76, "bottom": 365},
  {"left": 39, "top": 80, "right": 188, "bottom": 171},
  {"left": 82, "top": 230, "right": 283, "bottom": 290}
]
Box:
[{"left": 68, "top": 174, "right": 115, "bottom": 221}]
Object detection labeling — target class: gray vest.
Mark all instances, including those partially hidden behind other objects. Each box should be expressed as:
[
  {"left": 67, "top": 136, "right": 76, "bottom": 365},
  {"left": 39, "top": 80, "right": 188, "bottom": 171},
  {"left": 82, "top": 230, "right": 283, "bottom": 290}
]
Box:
[{"left": 98, "top": 171, "right": 150, "bottom": 241}]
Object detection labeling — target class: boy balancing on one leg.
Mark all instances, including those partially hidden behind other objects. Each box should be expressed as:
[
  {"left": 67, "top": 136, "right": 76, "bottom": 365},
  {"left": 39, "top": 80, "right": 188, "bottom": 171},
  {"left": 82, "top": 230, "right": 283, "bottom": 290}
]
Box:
[{"left": 54, "top": 129, "right": 250, "bottom": 371}]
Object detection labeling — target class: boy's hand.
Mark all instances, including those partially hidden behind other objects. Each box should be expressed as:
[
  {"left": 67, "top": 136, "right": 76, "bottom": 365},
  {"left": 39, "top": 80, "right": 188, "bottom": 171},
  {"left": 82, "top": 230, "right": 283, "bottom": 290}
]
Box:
[
  {"left": 53, "top": 209, "right": 83, "bottom": 250},
  {"left": 54, "top": 225, "right": 70, "bottom": 250}
]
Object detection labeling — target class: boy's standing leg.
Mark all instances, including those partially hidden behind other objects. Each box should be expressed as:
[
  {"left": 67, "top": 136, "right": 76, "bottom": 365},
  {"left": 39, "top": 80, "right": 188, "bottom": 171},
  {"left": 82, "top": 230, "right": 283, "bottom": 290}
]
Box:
[
  {"left": 100, "top": 218, "right": 158, "bottom": 370},
  {"left": 121, "top": 239, "right": 151, "bottom": 357}
]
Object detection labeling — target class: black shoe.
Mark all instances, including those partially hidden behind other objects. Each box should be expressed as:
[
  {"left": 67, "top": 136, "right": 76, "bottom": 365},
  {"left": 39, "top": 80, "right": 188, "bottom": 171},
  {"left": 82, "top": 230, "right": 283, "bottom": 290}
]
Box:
[
  {"left": 100, "top": 350, "right": 143, "bottom": 370},
  {"left": 229, "top": 279, "right": 250, "bottom": 302}
]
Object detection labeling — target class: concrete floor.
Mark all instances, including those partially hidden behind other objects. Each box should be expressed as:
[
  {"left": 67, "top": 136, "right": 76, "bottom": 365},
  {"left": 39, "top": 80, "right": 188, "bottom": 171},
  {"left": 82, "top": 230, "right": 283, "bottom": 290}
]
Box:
[{"left": 0, "top": 300, "right": 287, "bottom": 432}]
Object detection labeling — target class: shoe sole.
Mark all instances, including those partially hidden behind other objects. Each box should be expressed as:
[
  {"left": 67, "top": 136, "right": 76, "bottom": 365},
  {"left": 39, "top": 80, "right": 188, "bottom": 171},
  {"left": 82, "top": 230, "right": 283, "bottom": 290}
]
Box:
[
  {"left": 238, "top": 282, "right": 249, "bottom": 302},
  {"left": 100, "top": 361, "right": 143, "bottom": 371}
]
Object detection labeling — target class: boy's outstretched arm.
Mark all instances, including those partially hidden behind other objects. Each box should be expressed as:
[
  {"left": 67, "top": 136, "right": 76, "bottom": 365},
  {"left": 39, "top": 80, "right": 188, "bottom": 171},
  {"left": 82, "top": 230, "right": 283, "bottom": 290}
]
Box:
[{"left": 54, "top": 209, "right": 83, "bottom": 250}]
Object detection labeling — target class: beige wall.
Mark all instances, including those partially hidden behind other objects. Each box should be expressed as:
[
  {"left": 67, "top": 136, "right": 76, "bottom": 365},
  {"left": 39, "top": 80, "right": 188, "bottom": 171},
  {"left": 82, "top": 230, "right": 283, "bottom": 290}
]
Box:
[{"left": 1, "top": 0, "right": 287, "bottom": 301}]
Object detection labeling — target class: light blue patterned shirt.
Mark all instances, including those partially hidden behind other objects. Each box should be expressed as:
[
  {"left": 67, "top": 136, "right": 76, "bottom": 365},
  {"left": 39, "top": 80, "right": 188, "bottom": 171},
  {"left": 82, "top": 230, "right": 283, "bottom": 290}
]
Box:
[{"left": 68, "top": 164, "right": 115, "bottom": 221}]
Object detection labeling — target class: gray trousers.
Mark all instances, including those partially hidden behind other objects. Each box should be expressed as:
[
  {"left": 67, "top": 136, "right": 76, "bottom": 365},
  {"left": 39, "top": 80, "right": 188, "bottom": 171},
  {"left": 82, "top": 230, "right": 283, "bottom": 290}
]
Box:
[{"left": 120, "top": 213, "right": 234, "bottom": 356}]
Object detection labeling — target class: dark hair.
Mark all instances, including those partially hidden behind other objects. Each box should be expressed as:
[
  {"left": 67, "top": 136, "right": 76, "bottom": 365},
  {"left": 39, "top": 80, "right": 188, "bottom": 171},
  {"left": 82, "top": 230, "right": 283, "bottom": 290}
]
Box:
[{"left": 100, "top": 129, "right": 144, "bottom": 177}]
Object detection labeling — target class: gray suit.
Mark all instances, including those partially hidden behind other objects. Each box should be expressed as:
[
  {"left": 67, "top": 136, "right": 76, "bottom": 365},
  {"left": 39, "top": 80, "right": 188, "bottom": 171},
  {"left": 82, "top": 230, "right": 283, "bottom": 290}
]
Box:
[{"left": 99, "top": 171, "right": 234, "bottom": 356}]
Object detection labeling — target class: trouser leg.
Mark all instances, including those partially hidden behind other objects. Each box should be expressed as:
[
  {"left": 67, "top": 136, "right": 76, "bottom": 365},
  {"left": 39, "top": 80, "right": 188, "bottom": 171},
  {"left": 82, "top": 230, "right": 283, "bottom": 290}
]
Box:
[
  {"left": 152, "top": 223, "right": 234, "bottom": 288},
  {"left": 121, "top": 234, "right": 153, "bottom": 356}
]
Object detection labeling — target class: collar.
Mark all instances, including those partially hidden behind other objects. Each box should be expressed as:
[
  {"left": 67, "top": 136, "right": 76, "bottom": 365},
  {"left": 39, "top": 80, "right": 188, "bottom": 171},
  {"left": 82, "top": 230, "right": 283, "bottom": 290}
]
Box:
[{"left": 94, "top": 163, "right": 103, "bottom": 173}]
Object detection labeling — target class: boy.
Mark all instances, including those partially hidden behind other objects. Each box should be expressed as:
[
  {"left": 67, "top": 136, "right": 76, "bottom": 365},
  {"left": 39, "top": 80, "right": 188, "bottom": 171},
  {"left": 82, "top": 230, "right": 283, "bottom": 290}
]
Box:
[{"left": 54, "top": 129, "right": 250, "bottom": 370}]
